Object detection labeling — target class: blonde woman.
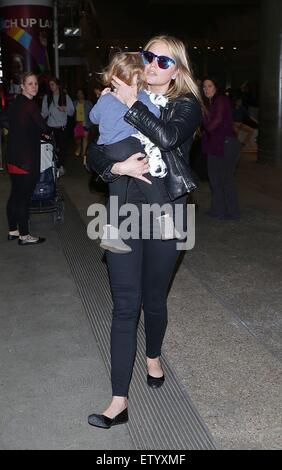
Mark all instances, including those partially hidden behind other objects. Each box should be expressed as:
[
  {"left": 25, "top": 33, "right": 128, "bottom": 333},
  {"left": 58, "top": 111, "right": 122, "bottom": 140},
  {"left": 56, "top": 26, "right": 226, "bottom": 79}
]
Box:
[
  {"left": 87, "top": 35, "right": 202, "bottom": 428},
  {"left": 0, "top": 72, "right": 49, "bottom": 245}
]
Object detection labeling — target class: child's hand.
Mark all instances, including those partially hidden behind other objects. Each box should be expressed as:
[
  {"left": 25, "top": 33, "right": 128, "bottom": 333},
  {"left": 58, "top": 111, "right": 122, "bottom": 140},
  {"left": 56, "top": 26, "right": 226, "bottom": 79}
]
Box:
[
  {"left": 101, "top": 87, "right": 111, "bottom": 96},
  {"left": 111, "top": 76, "right": 137, "bottom": 108}
]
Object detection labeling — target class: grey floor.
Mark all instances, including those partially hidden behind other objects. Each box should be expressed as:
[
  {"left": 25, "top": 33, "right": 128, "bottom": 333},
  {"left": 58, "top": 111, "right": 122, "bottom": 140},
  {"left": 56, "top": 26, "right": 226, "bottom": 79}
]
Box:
[{"left": 0, "top": 150, "right": 281, "bottom": 450}]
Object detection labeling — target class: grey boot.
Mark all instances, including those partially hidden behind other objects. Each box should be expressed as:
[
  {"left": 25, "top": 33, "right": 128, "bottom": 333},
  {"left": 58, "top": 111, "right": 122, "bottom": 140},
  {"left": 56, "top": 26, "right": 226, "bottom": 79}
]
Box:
[
  {"left": 100, "top": 225, "right": 132, "bottom": 254},
  {"left": 157, "top": 214, "right": 181, "bottom": 240}
]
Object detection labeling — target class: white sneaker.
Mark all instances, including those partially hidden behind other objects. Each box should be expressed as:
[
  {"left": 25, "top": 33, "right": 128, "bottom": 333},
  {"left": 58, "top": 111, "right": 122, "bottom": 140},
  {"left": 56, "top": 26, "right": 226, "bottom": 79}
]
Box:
[
  {"left": 18, "top": 234, "right": 46, "bottom": 245},
  {"left": 100, "top": 225, "right": 132, "bottom": 254},
  {"left": 157, "top": 214, "right": 182, "bottom": 240}
]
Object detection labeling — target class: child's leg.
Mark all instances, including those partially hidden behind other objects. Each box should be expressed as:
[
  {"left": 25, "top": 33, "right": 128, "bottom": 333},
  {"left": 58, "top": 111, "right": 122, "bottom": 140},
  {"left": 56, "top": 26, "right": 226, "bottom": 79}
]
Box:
[
  {"left": 101, "top": 178, "right": 132, "bottom": 254},
  {"left": 100, "top": 137, "right": 145, "bottom": 252},
  {"left": 82, "top": 131, "right": 89, "bottom": 164},
  {"left": 134, "top": 177, "right": 181, "bottom": 240},
  {"left": 75, "top": 137, "right": 81, "bottom": 157},
  {"left": 104, "top": 136, "right": 144, "bottom": 163}
]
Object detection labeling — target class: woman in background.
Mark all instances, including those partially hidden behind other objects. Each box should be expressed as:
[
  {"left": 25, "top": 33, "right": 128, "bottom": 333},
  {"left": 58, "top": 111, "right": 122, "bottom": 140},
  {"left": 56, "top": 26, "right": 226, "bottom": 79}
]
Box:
[
  {"left": 73, "top": 89, "right": 92, "bottom": 166},
  {"left": 41, "top": 77, "right": 74, "bottom": 176},
  {"left": 201, "top": 77, "right": 240, "bottom": 220},
  {"left": 0, "top": 72, "right": 49, "bottom": 245}
]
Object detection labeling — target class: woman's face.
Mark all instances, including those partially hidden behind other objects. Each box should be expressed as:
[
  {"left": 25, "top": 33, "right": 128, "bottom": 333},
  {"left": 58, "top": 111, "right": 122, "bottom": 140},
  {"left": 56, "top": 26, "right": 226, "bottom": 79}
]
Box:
[
  {"left": 21, "top": 75, "right": 38, "bottom": 99},
  {"left": 144, "top": 41, "right": 178, "bottom": 94},
  {"left": 49, "top": 80, "right": 59, "bottom": 93},
  {"left": 77, "top": 90, "right": 84, "bottom": 100},
  {"left": 203, "top": 80, "right": 217, "bottom": 99}
]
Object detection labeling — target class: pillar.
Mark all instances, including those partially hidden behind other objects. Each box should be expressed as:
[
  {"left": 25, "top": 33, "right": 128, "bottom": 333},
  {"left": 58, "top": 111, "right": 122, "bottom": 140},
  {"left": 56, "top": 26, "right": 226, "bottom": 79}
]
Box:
[{"left": 258, "top": 0, "right": 282, "bottom": 165}]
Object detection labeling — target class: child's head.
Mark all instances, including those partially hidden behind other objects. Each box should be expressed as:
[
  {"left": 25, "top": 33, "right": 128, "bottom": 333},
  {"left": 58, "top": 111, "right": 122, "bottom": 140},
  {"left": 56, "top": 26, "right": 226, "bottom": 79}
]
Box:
[{"left": 103, "top": 52, "right": 147, "bottom": 91}]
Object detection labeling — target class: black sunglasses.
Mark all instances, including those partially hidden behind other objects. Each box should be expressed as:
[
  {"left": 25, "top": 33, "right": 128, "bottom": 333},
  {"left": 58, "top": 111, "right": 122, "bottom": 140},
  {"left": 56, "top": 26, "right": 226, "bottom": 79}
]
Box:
[{"left": 141, "top": 50, "right": 176, "bottom": 70}]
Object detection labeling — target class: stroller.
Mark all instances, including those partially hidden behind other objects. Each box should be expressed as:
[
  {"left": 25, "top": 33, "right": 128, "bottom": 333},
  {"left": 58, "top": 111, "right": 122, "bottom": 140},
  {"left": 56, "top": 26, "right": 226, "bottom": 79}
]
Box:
[{"left": 30, "top": 136, "right": 64, "bottom": 223}]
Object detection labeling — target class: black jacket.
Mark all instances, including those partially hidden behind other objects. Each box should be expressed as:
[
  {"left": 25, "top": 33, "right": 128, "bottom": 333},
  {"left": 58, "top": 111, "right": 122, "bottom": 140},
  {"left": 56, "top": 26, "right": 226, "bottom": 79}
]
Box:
[
  {"left": 0, "top": 95, "right": 48, "bottom": 175},
  {"left": 87, "top": 92, "right": 202, "bottom": 201}
]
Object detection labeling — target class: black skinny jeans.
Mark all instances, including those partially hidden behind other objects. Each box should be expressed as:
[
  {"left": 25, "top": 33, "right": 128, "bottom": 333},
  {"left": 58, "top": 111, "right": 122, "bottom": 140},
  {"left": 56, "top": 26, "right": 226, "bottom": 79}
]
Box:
[
  {"left": 106, "top": 236, "right": 182, "bottom": 397},
  {"left": 207, "top": 137, "right": 240, "bottom": 218},
  {"left": 7, "top": 173, "right": 38, "bottom": 236}
]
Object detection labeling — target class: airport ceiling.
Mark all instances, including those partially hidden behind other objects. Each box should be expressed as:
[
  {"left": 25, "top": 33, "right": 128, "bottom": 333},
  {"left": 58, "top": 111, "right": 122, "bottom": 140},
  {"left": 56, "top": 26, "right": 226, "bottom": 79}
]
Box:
[
  {"left": 148, "top": 0, "right": 258, "bottom": 4},
  {"left": 91, "top": 0, "right": 259, "bottom": 39},
  {"left": 58, "top": 0, "right": 259, "bottom": 45}
]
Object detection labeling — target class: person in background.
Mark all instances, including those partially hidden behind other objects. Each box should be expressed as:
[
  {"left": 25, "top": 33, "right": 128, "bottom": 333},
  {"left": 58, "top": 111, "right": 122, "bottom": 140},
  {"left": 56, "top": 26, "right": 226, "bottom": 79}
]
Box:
[
  {"left": 0, "top": 72, "right": 49, "bottom": 245},
  {"left": 232, "top": 95, "right": 258, "bottom": 149},
  {"left": 73, "top": 89, "right": 93, "bottom": 166},
  {"left": 201, "top": 77, "right": 240, "bottom": 220},
  {"left": 87, "top": 85, "right": 106, "bottom": 194},
  {"left": 41, "top": 77, "right": 74, "bottom": 176}
]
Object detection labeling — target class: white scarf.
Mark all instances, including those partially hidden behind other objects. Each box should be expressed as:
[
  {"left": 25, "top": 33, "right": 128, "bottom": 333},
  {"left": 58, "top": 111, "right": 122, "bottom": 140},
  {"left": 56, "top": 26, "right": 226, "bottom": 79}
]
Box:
[{"left": 133, "top": 91, "right": 168, "bottom": 178}]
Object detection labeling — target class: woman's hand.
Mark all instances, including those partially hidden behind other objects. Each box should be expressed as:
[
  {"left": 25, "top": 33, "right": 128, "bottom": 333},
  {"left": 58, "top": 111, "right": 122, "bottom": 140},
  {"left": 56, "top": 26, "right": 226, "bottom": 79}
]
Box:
[
  {"left": 42, "top": 133, "right": 51, "bottom": 140},
  {"left": 111, "top": 153, "right": 152, "bottom": 184},
  {"left": 111, "top": 75, "right": 137, "bottom": 108},
  {"left": 58, "top": 106, "right": 66, "bottom": 112}
]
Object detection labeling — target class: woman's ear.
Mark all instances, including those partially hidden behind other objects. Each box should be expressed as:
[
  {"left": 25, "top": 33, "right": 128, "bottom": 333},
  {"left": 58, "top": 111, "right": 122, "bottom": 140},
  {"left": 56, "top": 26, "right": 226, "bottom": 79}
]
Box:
[{"left": 171, "top": 69, "right": 179, "bottom": 80}]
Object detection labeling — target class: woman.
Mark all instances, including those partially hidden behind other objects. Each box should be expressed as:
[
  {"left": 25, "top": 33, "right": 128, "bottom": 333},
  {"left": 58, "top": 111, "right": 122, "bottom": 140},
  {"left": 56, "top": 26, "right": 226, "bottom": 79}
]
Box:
[
  {"left": 201, "top": 78, "right": 240, "bottom": 220},
  {"left": 232, "top": 95, "right": 258, "bottom": 149},
  {"left": 73, "top": 89, "right": 92, "bottom": 165},
  {"left": 41, "top": 77, "right": 74, "bottom": 176},
  {"left": 87, "top": 35, "right": 202, "bottom": 428},
  {"left": 0, "top": 72, "right": 48, "bottom": 245}
]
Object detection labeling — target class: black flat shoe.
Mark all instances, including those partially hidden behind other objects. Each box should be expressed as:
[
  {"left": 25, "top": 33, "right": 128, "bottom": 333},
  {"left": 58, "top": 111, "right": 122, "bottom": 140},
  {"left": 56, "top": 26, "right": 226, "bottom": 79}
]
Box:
[
  {"left": 18, "top": 236, "right": 46, "bottom": 246},
  {"left": 8, "top": 234, "right": 19, "bottom": 241},
  {"left": 147, "top": 374, "right": 165, "bottom": 389},
  {"left": 88, "top": 408, "right": 128, "bottom": 429}
]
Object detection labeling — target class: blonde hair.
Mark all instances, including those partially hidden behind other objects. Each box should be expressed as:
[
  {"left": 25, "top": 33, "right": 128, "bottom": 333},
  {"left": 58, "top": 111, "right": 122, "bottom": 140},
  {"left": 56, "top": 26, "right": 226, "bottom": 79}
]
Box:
[
  {"left": 144, "top": 35, "right": 203, "bottom": 106},
  {"left": 103, "top": 52, "right": 147, "bottom": 92},
  {"left": 21, "top": 72, "right": 37, "bottom": 85}
]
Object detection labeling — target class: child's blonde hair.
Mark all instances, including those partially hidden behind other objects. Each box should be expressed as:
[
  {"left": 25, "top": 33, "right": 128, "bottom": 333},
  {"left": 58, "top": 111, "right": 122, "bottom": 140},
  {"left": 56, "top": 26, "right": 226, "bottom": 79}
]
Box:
[{"left": 103, "top": 52, "right": 147, "bottom": 91}]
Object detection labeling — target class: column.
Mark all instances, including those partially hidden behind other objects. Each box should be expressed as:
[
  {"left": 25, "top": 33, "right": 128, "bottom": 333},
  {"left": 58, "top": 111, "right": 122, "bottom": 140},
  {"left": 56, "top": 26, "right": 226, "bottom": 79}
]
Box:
[{"left": 258, "top": 0, "right": 282, "bottom": 165}]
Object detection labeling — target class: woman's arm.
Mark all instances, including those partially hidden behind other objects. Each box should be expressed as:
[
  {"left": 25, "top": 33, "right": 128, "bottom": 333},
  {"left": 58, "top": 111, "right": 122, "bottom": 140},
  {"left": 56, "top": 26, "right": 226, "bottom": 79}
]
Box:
[
  {"left": 124, "top": 97, "right": 201, "bottom": 151},
  {"left": 41, "top": 95, "right": 49, "bottom": 119},
  {"left": 0, "top": 108, "right": 9, "bottom": 129},
  {"left": 87, "top": 142, "right": 118, "bottom": 182},
  {"left": 65, "top": 95, "right": 75, "bottom": 117},
  {"left": 111, "top": 76, "right": 201, "bottom": 151},
  {"left": 87, "top": 142, "right": 150, "bottom": 183},
  {"left": 30, "top": 101, "right": 49, "bottom": 132},
  {"left": 202, "top": 95, "right": 226, "bottom": 134}
]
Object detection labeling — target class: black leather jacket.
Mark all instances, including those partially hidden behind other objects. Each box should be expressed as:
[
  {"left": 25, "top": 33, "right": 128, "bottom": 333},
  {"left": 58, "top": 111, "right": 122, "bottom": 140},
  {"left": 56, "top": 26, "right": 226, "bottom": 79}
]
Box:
[{"left": 87, "top": 92, "right": 202, "bottom": 201}]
